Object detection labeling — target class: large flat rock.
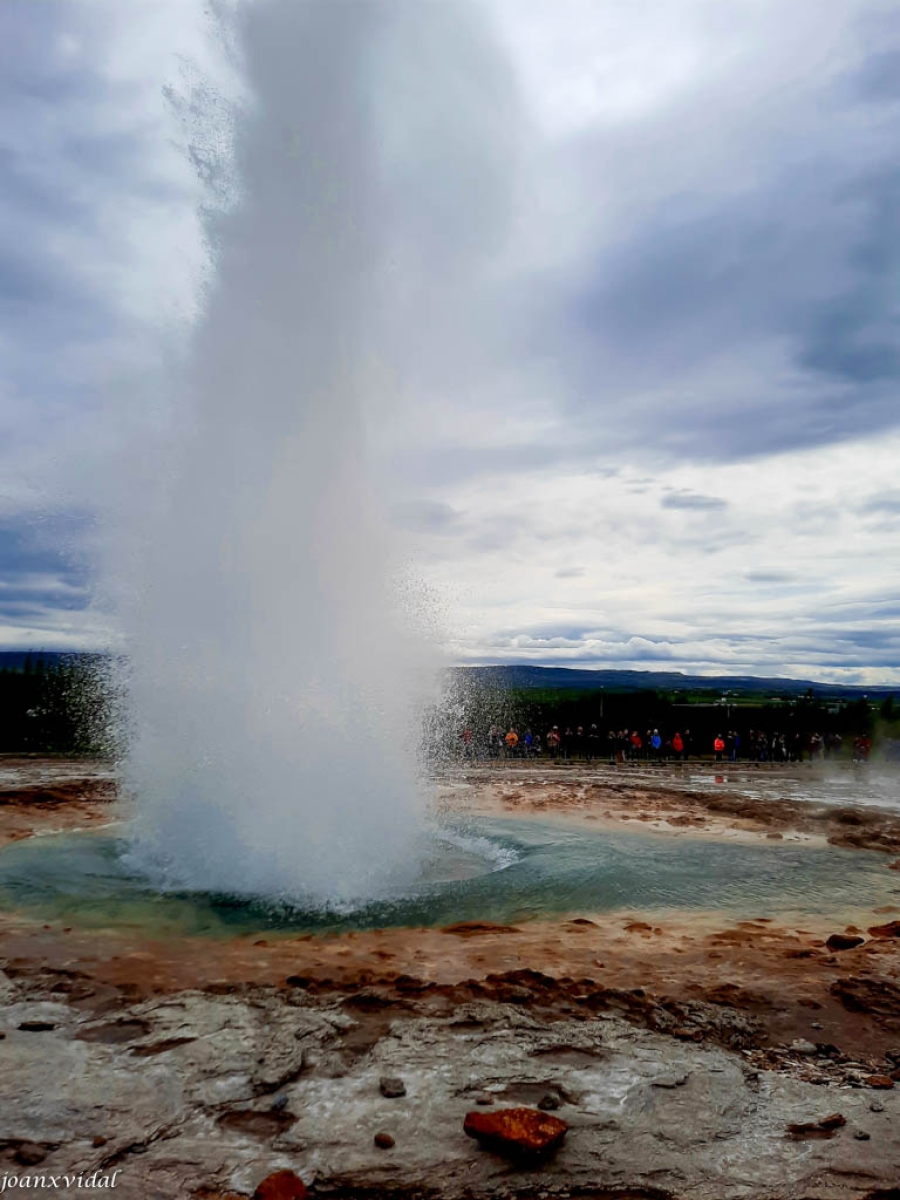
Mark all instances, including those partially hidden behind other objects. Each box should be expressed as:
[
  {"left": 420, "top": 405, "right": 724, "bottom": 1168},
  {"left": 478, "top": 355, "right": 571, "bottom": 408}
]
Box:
[{"left": 1, "top": 984, "right": 898, "bottom": 1199}]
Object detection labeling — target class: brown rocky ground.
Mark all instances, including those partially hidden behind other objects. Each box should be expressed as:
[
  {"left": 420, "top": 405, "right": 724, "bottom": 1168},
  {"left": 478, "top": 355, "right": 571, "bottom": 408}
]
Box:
[
  {"left": 1, "top": 759, "right": 900, "bottom": 1199},
  {"left": 439, "top": 763, "right": 900, "bottom": 858}
]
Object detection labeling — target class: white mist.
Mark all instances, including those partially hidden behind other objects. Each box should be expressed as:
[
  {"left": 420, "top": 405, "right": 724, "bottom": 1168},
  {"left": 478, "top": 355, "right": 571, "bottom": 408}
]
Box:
[{"left": 112, "top": 0, "right": 517, "bottom": 903}]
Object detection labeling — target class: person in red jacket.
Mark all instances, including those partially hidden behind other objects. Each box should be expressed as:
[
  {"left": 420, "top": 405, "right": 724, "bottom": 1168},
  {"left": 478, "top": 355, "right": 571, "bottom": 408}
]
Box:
[
  {"left": 672, "top": 731, "right": 684, "bottom": 761},
  {"left": 714, "top": 734, "right": 725, "bottom": 762}
]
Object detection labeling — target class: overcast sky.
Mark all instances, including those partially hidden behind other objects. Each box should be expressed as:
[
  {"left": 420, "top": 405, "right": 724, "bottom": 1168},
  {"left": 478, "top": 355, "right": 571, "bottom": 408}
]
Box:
[{"left": 2, "top": 0, "right": 900, "bottom": 684}]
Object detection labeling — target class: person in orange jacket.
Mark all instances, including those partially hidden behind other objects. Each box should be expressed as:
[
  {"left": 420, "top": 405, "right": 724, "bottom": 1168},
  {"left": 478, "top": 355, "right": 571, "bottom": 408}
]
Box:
[
  {"left": 505, "top": 727, "right": 519, "bottom": 757},
  {"left": 714, "top": 734, "right": 725, "bottom": 762}
]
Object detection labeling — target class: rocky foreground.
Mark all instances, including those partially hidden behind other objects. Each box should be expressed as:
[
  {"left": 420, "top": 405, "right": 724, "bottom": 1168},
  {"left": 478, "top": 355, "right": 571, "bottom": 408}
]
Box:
[
  {"left": 1, "top": 760, "right": 900, "bottom": 1198},
  {"left": 3, "top": 964, "right": 900, "bottom": 1200}
]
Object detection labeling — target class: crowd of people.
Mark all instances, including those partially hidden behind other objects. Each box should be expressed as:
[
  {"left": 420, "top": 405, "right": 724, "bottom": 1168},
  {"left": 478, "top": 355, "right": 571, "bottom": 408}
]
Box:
[{"left": 459, "top": 725, "right": 873, "bottom": 763}]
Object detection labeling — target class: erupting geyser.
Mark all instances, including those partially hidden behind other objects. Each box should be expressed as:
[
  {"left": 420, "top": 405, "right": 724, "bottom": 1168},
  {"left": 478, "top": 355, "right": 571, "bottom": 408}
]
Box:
[{"left": 108, "top": 0, "right": 514, "bottom": 903}]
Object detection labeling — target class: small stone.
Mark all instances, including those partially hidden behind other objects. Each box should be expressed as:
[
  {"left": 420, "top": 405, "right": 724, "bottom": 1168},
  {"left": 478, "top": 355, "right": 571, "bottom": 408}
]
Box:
[
  {"left": 475, "top": 1094, "right": 494, "bottom": 1105},
  {"left": 815, "top": 1043, "right": 841, "bottom": 1059},
  {"left": 867, "top": 1075, "right": 895, "bottom": 1089},
  {"left": 92, "top": 1136, "right": 107, "bottom": 1147},
  {"left": 818, "top": 1113, "right": 847, "bottom": 1130},
  {"left": 653, "top": 1070, "right": 691, "bottom": 1088},
  {"left": 811, "top": 1022, "right": 823, "bottom": 1030},
  {"left": 0, "top": 1032, "right": 5, "bottom": 1039},
  {"left": 270, "top": 1094, "right": 289, "bottom": 1111},
  {"left": 870, "top": 1101, "right": 885, "bottom": 1112},
  {"left": 14, "top": 1143, "right": 46, "bottom": 1166},
  {"left": 886, "top": 1049, "right": 900, "bottom": 1065},
  {"left": 825, "top": 933, "right": 865, "bottom": 951},
  {"left": 463, "top": 1107, "right": 568, "bottom": 1159},
  {"left": 855, "top": 1130, "right": 871, "bottom": 1140},
  {"left": 374, "top": 1131, "right": 395, "bottom": 1149},
  {"left": 790, "top": 1039, "right": 817, "bottom": 1055},
  {"left": 253, "top": 1170, "right": 307, "bottom": 1200},
  {"left": 672, "top": 1027, "right": 703, "bottom": 1042},
  {"left": 379, "top": 1076, "right": 406, "bottom": 1098},
  {"left": 18, "top": 1021, "right": 56, "bottom": 1032},
  {"left": 537, "top": 1093, "right": 560, "bottom": 1111}
]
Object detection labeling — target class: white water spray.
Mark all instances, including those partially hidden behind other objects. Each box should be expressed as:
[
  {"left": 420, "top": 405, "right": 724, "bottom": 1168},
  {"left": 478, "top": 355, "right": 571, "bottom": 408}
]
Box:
[{"left": 110, "top": 0, "right": 518, "bottom": 903}]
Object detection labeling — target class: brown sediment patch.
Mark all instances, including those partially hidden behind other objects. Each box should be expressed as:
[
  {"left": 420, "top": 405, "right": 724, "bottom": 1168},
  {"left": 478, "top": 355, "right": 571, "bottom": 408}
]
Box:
[
  {"left": 1, "top": 897, "right": 900, "bottom": 1071},
  {"left": 0, "top": 779, "right": 116, "bottom": 808},
  {"left": 441, "top": 763, "right": 900, "bottom": 857},
  {"left": 0, "top": 765, "right": 116, "bottom": 847},
  {"left": 217, "top": 1110, "right": 296, "bottom": 1138},
  {"left": 868, "top": 921, "right": 900, "bottom": 939},
  {"left": 441, "top": 922, "right": 522, "bottom": 937},
  {"left": 830, "top": 977, "right": 900, "bottom": 1027}
]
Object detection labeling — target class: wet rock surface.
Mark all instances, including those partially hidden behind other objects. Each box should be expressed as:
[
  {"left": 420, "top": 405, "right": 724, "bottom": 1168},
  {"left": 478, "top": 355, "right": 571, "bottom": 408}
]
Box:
[{"left": 1, "top": 969, "right": 900, "bottom": 1200}]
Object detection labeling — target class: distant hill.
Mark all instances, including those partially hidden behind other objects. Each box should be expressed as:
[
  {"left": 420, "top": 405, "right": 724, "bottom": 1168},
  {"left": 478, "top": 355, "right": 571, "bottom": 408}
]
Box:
[
  {"left": 0, "top": 651, "right": 75, "bottom": 672},
  {"left": 461, "top": 664, "right": 895, "bottom": 700},
  {"left": 0, "top": 652, "right": 893, "bottom": 701}
]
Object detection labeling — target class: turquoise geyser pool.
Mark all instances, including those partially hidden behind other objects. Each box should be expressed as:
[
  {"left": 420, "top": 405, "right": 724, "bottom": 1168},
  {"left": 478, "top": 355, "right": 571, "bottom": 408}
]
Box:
[{"left": 0, "top": 817, "right": 895, "bottom": 937}]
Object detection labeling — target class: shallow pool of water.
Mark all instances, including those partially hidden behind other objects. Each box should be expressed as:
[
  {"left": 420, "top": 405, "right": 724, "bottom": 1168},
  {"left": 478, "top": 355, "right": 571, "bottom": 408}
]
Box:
[{"left": 0, "top": 816, "right": 894, "bottom": 938}]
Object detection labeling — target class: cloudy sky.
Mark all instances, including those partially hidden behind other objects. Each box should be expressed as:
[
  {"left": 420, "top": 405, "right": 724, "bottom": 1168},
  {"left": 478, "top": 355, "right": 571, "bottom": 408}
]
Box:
[{"left": 2, "top": 0, "right": 900, "bottom": 683}]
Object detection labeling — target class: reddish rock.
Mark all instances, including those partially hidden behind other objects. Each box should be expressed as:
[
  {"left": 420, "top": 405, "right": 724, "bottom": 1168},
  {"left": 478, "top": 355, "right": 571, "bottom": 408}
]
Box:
[
  {"left": 374, "top": 1131, "right": 395, "bottom": 1149},
  {"left": 13, "top": 1143, "right": 47, "bottom": 1166},
  {"left": 866, "top": 1075, "right": 895, "bottom": 1090},
  {"left": 463, "top": 1107, "right": 568, "bottom": 1159},
  {"left": 825, "top": 933, "right": 865, "bottom": 951},
  {"left": 868, "top": 920, "right": 900, "bottom": 939},
  {"left": 253, "top": 1171, "right": 307, "bottom": 1200},
  {"left": 818, "top": 1113, "right": 847, "bottom": 1130},
  {"left": 787, "top": 1113, "right": 845, "bottom": 1139}
]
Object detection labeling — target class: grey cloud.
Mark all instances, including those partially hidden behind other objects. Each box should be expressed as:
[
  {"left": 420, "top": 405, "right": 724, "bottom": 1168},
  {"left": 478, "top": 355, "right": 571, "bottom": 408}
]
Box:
[
  {"left": 855, "top": 49, "right": 900, "bottom": 102},
  {"left": 554, "top": 566, "right": 585, "bottom": 578},
  {"left": 0, "top": 516, "right": 91, "bottom": 625},
  {"left": 860, "top": 490, "right": 900, "bottom": 515},
  {"left": 0, "top": 0, "right": 191, "bottom": 472},
  {"left": 541, "top": 27, "right": 900, "bottom": 465},
  {"left": 661, "top": 491, "right": 727, "bottom": 511},
  {"left": 800, "top": 169, "right": 900, "bottom": 385},
  {"left": 390, "top": 499, "right": 465, "bottom": 534}
]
